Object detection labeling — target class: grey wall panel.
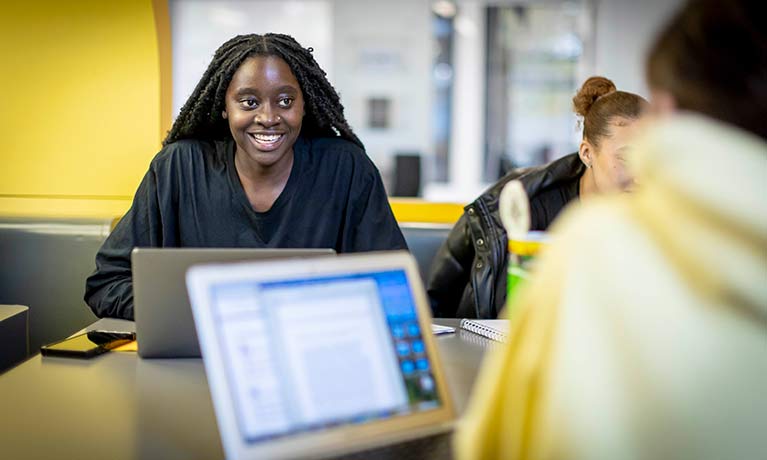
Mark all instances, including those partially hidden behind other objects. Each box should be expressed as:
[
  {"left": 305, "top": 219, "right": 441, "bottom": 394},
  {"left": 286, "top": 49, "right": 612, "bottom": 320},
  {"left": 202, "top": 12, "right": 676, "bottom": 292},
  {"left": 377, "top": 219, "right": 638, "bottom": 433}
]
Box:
[
  {"left": 0, "top": 305, "right": 28, "bottom": 373},
  {"left": 400, "top": 224, "right": 451, "bottom": 284},
  {"left": 0, "top": 218, "right": 110, "bottom": 354}
]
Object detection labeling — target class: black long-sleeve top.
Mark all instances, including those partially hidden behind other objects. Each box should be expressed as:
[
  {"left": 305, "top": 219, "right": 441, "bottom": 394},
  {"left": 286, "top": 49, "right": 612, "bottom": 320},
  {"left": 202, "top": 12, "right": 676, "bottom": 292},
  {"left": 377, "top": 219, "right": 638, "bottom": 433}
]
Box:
[{"left": 85, "top": 136, "right": 407, "bottom": 320}]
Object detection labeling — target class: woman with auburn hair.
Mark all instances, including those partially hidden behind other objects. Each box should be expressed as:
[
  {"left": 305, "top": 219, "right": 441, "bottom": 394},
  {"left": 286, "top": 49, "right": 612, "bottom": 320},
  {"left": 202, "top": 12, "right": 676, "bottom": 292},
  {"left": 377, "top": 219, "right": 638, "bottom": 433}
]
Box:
[
  {"left": 428, "top": 76, "right": 647, "bottom": 319},
  {"left": 455, "top": 0, "right": 766, "bottom": 458}
]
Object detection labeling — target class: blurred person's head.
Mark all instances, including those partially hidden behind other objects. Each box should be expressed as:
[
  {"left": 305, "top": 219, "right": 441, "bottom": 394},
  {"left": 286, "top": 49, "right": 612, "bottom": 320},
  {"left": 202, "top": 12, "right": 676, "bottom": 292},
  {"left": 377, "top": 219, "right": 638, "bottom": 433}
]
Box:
[
  {"left": 646, "top": 0, "right": 766, "bottom": 140},
  {"left": 163, "top": 33, "right": 362, "bottom": 153},
  {"left": 573, "top": 76, "right": 649, "bottom": 194}
]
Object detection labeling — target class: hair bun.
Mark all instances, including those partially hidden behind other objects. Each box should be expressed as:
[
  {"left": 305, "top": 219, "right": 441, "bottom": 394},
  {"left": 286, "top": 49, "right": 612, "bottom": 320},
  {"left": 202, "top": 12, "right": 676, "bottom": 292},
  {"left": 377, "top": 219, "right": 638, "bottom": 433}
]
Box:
[{"left": 573, "top": 76, "right": 617, "bottom": 118}]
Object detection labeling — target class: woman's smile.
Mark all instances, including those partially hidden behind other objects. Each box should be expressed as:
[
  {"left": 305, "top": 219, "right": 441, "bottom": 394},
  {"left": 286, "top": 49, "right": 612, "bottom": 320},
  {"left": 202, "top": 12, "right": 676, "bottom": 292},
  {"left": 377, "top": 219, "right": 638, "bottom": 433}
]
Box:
[{"left": 248, "top": 132, "right": 286, "bottom": 151}]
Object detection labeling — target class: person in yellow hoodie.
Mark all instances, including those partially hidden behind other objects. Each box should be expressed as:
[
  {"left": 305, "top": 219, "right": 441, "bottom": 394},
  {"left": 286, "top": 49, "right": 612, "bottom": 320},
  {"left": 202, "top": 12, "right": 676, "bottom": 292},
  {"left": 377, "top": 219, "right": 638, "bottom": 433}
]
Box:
[{"left": 455, "top": 0, "right": 767, "bottom": 459}]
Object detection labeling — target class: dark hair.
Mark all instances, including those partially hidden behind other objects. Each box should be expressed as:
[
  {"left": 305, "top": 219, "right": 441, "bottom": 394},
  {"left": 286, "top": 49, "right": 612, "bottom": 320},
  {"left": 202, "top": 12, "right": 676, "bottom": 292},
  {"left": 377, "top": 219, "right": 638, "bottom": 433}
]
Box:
[
  {"left": 164, "top": 33, "right": 363, "bottom": 148},
  {"left": 647, "top": 0, "right": 767, "bottom": 140},
  {"left": 573, "top": 76, "right": 648, "bottom": 146}
]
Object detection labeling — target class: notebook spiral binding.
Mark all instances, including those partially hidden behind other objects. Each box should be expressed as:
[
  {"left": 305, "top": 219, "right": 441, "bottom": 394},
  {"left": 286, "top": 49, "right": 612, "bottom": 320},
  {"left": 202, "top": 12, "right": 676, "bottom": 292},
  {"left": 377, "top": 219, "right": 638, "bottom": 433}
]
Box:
[{"left": 459, "top": 319, "right": 508, "bottom": 343}]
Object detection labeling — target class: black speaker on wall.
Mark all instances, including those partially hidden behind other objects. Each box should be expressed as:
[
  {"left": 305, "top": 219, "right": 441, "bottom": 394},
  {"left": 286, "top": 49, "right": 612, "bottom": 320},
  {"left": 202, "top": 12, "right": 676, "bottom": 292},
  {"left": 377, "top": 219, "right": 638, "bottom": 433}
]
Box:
[{"left": 392, "top": 153, "right": 422, "bottom": 197}]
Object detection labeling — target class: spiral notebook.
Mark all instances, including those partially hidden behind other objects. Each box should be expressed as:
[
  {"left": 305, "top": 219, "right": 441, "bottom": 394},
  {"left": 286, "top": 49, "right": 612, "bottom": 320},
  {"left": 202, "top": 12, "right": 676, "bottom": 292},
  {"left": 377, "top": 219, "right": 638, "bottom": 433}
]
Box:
[{"left": 459, "top": 319, "right": 510, "bottom": 343}]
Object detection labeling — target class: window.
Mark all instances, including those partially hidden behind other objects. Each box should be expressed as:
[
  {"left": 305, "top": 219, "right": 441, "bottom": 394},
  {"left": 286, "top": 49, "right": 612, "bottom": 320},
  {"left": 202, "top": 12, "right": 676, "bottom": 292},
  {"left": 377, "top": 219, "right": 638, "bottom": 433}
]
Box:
[{"left": 484, "top": 3, "right": 587, "bottom": 181}]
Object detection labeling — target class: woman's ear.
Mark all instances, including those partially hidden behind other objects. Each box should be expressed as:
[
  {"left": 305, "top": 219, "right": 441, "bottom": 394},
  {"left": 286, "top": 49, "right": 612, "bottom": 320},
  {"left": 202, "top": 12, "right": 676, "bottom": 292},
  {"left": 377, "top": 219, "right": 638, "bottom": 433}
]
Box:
[
  {"left": 579, "top": 139, "right": 593, "bottom": 168},
  {"left": 221, "top": 110, "right": 228, "bottom": 120}
]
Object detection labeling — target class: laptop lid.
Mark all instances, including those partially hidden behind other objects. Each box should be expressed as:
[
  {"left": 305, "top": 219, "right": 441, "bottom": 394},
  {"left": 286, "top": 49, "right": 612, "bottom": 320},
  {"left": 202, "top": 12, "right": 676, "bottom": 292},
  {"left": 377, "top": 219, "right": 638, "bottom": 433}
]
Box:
[
  {"left": 131, "top": 247, "right": 335, "bottom": 358},
  {"left": 186, "top": 251, "right": 455, "bottom": 460}
]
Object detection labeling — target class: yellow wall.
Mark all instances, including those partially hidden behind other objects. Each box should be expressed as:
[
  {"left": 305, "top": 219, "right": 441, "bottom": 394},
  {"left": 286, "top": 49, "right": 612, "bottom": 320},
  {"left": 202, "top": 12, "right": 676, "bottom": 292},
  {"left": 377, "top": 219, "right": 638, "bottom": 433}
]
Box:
[
  {"left": 0, "top": 0, "right": 163, "bottom": 218},
  {"left": 389, "top": 199, "right": 464, "bottom": 224}
]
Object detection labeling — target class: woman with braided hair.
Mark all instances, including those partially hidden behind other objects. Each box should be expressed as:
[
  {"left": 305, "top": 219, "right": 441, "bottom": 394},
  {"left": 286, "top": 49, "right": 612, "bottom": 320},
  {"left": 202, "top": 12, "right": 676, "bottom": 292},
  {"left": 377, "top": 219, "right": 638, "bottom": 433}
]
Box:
[{"left": 85, "top": 34, "right": 407, "bottom": 320}]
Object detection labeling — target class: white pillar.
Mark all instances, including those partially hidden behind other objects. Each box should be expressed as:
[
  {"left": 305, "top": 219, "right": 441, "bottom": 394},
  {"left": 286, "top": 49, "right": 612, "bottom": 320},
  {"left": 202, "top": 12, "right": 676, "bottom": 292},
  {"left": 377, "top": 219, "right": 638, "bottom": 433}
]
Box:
[{"left": 430, "top": 1, "right": 486, "bottom": 202}]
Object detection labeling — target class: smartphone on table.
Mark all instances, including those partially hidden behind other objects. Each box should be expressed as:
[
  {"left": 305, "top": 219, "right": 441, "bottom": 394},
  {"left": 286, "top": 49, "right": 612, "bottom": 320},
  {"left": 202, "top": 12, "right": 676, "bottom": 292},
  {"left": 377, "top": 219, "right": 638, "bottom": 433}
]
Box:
[{"left": 40, "top": 331, "right": 136, "bottom": 358}]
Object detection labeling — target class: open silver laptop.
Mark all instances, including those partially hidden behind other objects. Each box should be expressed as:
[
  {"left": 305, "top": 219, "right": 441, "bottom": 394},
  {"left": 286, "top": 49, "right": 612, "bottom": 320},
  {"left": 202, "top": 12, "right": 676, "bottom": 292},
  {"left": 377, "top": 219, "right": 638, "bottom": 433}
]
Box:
[
  {"left": 131, "top": 247, "right": 335, "bottom": 358},
  {"left": 186, "top": 251, "right": 456, "bottom": 460}
]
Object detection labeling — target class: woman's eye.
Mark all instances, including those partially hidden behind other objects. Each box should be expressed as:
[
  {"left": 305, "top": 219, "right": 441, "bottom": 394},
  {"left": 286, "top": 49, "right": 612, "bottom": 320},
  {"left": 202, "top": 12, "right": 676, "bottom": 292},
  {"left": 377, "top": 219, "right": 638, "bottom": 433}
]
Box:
[
  {"left": 278, "top": 97, "right": 294, "bottom": 108},
  {"left": 241, "top": 98, "right": 258, "bottom": 108}
]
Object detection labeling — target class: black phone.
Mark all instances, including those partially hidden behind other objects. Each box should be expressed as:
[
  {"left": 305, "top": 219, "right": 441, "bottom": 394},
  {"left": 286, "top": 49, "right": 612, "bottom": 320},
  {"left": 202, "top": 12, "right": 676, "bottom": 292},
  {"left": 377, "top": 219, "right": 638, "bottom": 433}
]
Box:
[{"left": 40, "top": 330, "right": 136, "bottom": 358}]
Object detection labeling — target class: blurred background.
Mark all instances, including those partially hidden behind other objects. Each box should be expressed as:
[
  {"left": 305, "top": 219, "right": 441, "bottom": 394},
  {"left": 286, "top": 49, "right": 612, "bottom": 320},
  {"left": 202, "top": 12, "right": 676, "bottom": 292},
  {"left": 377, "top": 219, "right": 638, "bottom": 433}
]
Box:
[
  {"left": 170, "top": 0, "right": 684, "bottom": 202},
  {"left": 0, "top": 0, "right": 685, "bottom": 218}
]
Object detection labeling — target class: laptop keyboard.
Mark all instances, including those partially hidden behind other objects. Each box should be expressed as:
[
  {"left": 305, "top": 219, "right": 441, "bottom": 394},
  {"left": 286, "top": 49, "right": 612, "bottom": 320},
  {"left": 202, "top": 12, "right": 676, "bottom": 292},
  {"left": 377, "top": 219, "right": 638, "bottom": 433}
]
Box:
[{"left": 332, "top": 431, "right": 453, "bottom": 460}]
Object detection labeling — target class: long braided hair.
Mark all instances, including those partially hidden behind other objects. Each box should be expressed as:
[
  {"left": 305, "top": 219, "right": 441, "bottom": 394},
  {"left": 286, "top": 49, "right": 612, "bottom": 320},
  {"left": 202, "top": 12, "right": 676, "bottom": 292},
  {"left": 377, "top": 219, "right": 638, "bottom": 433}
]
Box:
[{"left": 164, "top": 34, "right": 363, "bottom": 149}]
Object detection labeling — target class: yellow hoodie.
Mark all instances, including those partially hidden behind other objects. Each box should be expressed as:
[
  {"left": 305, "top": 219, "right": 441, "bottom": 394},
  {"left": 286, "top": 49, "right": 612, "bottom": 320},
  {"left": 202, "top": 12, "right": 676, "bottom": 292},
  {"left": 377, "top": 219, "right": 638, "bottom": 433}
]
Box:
[{"left": 455, "top": 114, "right": 767, "bottom": 460}]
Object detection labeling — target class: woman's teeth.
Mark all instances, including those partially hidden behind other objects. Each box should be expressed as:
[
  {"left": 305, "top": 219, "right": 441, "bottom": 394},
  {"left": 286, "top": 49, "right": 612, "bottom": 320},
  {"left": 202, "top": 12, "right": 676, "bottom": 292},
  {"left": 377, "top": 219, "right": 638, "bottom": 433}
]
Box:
[{"left": 250, "top": 133, "right": 282, "bottom": 143}]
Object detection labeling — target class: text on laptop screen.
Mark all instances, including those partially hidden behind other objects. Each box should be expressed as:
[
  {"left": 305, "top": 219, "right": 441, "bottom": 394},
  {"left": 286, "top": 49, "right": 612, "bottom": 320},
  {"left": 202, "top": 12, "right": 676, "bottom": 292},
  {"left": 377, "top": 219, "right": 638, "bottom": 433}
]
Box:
[{"left": 209, "top": 269, "right": 441, "bottom": 443}]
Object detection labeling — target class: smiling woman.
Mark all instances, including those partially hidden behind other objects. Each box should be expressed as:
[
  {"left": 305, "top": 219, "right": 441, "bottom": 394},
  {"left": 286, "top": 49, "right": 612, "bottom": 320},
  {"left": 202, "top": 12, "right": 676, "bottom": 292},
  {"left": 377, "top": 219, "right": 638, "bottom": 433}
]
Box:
[{"left": 84, "top": 34, "right": 408, "bottom": 320}]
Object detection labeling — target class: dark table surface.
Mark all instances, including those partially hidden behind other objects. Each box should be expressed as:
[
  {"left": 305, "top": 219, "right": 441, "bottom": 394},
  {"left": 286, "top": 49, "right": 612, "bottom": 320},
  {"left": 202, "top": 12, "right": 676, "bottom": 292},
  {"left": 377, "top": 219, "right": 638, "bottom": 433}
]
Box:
[{"left": 0, "top": 318, "right": 498, "bottom": 459}]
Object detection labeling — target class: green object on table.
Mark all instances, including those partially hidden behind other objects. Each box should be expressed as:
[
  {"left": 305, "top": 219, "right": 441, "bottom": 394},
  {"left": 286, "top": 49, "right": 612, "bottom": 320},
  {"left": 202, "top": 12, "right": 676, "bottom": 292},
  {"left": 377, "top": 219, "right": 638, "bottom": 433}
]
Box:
[{"left": 506, "top": 231, "right": 547, "bottom": 314}]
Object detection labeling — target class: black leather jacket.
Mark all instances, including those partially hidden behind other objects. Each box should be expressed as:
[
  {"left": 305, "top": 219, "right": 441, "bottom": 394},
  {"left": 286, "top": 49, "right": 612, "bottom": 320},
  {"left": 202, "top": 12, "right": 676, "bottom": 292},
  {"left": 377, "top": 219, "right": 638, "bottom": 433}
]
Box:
[{"left": 427, "top": 153, "right": 585, "bottom": 318}]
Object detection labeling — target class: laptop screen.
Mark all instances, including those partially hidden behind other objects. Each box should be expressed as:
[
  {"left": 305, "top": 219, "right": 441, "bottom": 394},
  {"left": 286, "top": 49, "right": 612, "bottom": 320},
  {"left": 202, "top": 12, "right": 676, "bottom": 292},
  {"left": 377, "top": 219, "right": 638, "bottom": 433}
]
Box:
[{"left": 208, "top": 269, "right": 441, "bottom": 443}]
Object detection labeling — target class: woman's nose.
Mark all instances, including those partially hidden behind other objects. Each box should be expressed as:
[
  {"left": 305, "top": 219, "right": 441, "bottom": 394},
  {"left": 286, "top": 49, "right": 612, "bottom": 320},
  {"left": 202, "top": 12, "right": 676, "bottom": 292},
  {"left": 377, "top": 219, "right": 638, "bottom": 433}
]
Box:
[{"left": 255, "top": 105, "right": 280, "bottom": 127}]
